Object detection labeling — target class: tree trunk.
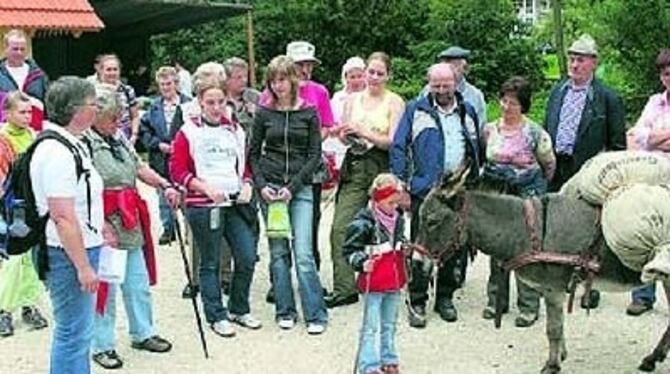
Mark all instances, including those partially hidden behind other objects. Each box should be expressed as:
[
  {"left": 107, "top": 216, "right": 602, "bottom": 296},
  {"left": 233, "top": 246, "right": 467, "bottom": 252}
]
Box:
[{"left": 551, "top": 0, "right": 567, "bottom": 78}]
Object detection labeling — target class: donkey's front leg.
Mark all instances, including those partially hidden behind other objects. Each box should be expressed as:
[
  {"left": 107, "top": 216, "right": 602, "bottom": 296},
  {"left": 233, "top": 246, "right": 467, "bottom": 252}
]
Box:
[
  {"left": 639, "top": 281, "right": 670, "bottom": 372},
  {"left": 541, "top": 290, "right": 567, "bottom": 374}
]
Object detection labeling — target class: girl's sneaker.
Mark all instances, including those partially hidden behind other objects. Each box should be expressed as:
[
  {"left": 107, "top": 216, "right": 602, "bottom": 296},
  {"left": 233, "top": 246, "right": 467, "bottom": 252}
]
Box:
[
  {"left": 210, "top": 319, "right": 236, "bottom": 337},
  {"left": 0, "top": 310, "right": 13, "bottom": 337},
  {"left": 277, "top": 317, "right": 295, "bottom": 330},
  {"left": 22, "top": 306, "right": 48, "bottom": 330},
  {"left": 306, "top": 323, "right": 326, "bottom": 335},
  {"left": 230, "top": 313, "right": 262, "bottom": 330}
]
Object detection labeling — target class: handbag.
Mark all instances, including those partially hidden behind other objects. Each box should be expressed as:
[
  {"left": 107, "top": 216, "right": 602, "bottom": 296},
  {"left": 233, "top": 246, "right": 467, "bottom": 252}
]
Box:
[{"left": 266, "top": 201, "right": 292, "bottom": 239}]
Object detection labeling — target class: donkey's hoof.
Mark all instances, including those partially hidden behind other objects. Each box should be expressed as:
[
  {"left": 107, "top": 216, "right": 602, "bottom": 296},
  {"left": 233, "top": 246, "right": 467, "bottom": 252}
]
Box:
[
  {"left": 638, "top": 358, "right": 656, "bottom": 372},
  {"left": 560, "top": 350, "right": 568, "bottom": 362},
  {"left": 540, "top": 363, "right": 561, "bottom": 374}
]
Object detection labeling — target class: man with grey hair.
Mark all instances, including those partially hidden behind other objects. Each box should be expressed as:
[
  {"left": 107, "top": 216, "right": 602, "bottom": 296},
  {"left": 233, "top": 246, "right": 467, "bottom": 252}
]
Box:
[
  {"left": 224, "top": 57, "right": 258, "bottom": 132},
  {"left": 0, "top": 29, "right": 49, "bottom": 131},
  {"left": 544, "top": 34, "right": 625, "bottom": 310},
  {"left": 391, "top": 63, "right": 482, "bottom": 328},
  {"left": 32, "top": 76, "right": 105, "bottom": 373}
]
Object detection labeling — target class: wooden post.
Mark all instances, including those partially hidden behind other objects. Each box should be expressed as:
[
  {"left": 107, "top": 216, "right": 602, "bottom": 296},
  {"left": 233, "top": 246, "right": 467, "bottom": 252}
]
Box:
[
  {"left": 246, "top": 9, "right": 256, "bottom": 87},
  {"left": 551, "top": 0, "right": 567, "bottom": 78}
]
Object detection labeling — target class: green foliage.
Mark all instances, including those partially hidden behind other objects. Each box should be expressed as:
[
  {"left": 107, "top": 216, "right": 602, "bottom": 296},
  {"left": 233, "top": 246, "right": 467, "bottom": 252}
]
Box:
[
  {"left": 150, "top": 0, "right": 543, "bottom": 103},
  {"left": 531, "top": 0, "right": 670, "bottom": 118}
]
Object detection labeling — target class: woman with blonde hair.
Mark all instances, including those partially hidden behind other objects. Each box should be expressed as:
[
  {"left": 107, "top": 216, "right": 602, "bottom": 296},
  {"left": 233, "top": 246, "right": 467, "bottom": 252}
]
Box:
[{"left": 249, "top": 55, "right": 327, "bottom": 333}]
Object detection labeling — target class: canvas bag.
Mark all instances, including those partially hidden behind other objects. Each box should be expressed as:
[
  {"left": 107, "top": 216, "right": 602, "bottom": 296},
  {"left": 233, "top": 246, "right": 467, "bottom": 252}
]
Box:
[{"left": 602, "top": 183, "right": 670, "bottom": 281}]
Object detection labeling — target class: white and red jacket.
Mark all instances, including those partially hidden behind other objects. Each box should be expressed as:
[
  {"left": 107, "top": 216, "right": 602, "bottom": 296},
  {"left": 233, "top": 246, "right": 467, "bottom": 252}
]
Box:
[{"left": 169, "top": 115, "right": 252, "bottom": 207}]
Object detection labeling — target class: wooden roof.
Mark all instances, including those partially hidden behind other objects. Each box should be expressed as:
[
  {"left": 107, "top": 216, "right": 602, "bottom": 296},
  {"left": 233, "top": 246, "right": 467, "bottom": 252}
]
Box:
[
  {"left": 0, "top": 0, "right": 104, "bottom": 35},
  {"left": 91, "top": 0, "right": 251, "bottom": 38}
]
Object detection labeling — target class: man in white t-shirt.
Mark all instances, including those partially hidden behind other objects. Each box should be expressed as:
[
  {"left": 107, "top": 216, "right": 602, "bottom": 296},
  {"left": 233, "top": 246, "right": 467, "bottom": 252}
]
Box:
[
  {"left": 0, "top": 29, "right": 49, "bottom": 131},
  {"left": 32, "top": 76, "right": 105, "bottom": 374}
]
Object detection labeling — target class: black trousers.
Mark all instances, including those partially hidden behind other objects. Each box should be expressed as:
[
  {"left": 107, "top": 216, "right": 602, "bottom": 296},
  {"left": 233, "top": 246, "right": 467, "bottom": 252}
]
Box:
[{"left": 408, "top": 197, "right": 468, "bottom": 307}]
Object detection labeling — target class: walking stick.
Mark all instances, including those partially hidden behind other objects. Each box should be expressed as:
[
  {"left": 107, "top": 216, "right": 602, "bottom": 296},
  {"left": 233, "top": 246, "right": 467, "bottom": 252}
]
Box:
[{"left": 173, "top": 203, "right": 210, "bottom": 359}]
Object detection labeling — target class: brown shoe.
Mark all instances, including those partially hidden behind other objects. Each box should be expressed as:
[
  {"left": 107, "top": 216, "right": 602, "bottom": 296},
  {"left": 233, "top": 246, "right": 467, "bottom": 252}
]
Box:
[{"left": 626, "top": 301, "right": 653, "bottom": 316}]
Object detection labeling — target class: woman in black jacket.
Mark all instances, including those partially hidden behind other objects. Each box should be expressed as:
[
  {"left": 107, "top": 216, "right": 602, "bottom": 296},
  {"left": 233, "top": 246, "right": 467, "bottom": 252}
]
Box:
[{"left": 249, "top": 55, "right": 328, "bottom": 334}]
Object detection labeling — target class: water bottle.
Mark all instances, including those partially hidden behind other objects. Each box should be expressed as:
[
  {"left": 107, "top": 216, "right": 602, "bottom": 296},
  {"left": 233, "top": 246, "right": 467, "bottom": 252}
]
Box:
[{"left": 9, "top": 199, "right": 30, "bottom": 238}]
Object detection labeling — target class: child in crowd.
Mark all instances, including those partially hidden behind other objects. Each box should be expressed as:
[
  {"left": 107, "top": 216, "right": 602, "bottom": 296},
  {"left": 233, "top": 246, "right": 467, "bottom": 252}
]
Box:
[
  {"left": 0, "top": 91, "right": 47, "bottom": 337},
  {"left": 343, "top": 173, "right": 407, "bottom": 374}
]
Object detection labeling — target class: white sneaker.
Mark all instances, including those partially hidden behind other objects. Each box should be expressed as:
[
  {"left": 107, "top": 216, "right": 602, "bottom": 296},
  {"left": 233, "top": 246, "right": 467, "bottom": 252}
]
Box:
[
  {"left": 306, "top": 323, "right": 326, "bottom": 335},
  {"left": 210, "top": 319, "right": 235, "bottom": 337},
  {"left": 277, "top": 317, "right": 295, "bottom": 330},
  {"left": 230, "top": 313, "right": 262, "bottom": 330}
]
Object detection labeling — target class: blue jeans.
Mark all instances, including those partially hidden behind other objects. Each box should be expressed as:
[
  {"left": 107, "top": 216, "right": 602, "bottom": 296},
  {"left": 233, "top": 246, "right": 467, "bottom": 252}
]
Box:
[
  {"left": 46, "top": 246, "right": 100, "bottom": 374},
  {"left": 358, "top": 291, "right": 400, "bottom": 374},
  {"left": 186, "top": 205, "right": 258, "bottom": 323},
  {"left": 157, "top": 189, "right": 174, "bottom": 235},
  {"left": 632, "top": 283, "right": 656, "bottom": 305},
  {"left": 92, "top": 247, "right": 155, "bottom": 353},
  {"left": 266, "top": 187, "right": 327, "bottom": 324}
]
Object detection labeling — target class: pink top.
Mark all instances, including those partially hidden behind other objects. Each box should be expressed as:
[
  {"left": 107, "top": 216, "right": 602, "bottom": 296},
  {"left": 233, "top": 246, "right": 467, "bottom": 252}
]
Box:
[
  {"left": 630, "top": 91, "right": 670, "bottom": 150},
  {"left": 259, "top": 80, "right": 335, "bottom": 128}
]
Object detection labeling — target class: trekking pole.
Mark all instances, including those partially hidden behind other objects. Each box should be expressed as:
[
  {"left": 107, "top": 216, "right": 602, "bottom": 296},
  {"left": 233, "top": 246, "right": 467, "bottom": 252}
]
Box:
[{"left": 172, "top": 202, "right": 209, "bottom": 359}]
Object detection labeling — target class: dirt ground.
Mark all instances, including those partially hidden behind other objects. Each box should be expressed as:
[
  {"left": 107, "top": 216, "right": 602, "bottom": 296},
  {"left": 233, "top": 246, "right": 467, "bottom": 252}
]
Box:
[{"left": 0, "top": 186, "right": 667, "bottom": 374}]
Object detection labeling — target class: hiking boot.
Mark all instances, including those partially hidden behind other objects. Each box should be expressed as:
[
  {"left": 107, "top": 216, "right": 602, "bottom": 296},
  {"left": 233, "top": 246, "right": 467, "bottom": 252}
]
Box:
[
  {"left": 230, "top": 313, "right": 262, "bottom": 330},
  {"left": 435, "top": 299, "right": 458, "bottom": 322},
  {"left": 514, "top": 312, "right": 539, "bottom": 328},
  {"left": 210, "top": 320, "right": 235, "bottom": 338},
  {"left": 22, "top": 306, "right": 48, "bottom": 330},
  {"left": 0, "top": 311, "right": 13, "bottom": 337},
  {"left": 626, "top": 301, "right": 653, "bottom": 316},
  {"left": 131, "top": 335, "right": 172, "bottom": 353},
  {"left": 158, "top": 231, "right": 175, "bottom": 246},
  {"left": 580, "top": 289, "right": 600, "bottom": 309},
  {"left": 93, "top": 350, "right": 123, "bottom": 370},
  {"left": 181, "top": 284, "right": 199, "bottom": 299},
  {"left": 408, "top": 305, "right": 427, "bottom": 328}
]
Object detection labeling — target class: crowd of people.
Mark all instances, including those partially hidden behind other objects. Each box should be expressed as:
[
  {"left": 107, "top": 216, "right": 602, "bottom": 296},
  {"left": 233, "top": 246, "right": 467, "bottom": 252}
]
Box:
[{"left": 0, "top": 26, "right": 668, "bottom": 374}]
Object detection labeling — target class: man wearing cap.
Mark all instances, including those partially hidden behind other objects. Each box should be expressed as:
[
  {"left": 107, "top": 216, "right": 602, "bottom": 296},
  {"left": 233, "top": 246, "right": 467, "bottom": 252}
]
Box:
[
  {"left": 545, "top": 34, "right": 625, "bottom": 190},
  {"left": 544, "top": 34, "right": 625, "bottom": 309},
  {"left": 437, "top": 46, "right": 487, "bottom": 126}
]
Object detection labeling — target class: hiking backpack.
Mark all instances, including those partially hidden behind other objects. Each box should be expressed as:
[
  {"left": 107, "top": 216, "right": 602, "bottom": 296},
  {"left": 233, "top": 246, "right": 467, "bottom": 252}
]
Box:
[{"left": 0, "top": 130, "right": 89, "bottom": 266}]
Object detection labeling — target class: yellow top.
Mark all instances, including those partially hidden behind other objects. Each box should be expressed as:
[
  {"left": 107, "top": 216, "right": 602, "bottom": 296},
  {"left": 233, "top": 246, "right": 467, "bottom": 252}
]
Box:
[{"left": 349, "top": 90, "right": 401, "bottom": 136}]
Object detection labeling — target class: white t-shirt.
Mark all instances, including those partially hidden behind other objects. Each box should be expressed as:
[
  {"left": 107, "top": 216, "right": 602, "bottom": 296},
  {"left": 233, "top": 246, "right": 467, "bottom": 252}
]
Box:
[
  {"left": 7, "top": 63, "right": 29, "bottom": 90},
  {"left": 30, "top": 123, "right": 104, "bottom": 248}
]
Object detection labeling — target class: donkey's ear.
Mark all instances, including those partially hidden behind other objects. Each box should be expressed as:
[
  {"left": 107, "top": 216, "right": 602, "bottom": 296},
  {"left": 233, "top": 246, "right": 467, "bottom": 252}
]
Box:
[{"left": 437, "top": 161, "right": 471, "bottom": 199}]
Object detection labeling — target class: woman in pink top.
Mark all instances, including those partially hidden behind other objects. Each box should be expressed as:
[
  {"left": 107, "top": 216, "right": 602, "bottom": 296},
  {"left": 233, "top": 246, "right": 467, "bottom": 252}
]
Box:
[{"left": 624, "top": 49, "right": 670, "bottom": 316}]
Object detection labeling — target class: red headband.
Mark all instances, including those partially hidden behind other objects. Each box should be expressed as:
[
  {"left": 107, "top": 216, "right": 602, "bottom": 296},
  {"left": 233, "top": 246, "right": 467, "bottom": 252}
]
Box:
[{"left": 372, "top": 185, "right": 398, "bottom": 202}]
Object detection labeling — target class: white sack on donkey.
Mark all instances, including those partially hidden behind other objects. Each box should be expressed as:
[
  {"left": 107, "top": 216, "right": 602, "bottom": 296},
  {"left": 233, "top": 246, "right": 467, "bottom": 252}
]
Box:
[
  {"left": 601, "top": 183, "right": 670, "bottom": 282},
  {"left": 560, "top": 151, "right": 670, "bottom": 204}
]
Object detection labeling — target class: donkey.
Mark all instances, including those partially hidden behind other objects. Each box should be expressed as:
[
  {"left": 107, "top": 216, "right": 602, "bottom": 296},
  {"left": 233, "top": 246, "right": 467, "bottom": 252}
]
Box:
[{"left": 415, "top": 171, "right": 670, "bottom": 374}]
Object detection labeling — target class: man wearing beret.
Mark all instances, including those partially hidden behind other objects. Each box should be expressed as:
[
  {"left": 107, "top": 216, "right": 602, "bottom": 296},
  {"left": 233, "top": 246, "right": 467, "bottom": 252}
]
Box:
[{"left": 544, "top": 34, "right": 626, "bottom": 309}]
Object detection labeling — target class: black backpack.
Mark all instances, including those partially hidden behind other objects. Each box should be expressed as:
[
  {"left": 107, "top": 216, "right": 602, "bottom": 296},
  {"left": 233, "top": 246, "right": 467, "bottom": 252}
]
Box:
[{"left": 0, "top": 130, "right": 90, "bottom": 277}]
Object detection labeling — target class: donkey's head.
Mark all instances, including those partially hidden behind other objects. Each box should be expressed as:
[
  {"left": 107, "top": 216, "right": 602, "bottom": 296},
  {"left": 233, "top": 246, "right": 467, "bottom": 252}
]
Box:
[{"left": 415, "top": 164, "right": 470, "bottom": 256}]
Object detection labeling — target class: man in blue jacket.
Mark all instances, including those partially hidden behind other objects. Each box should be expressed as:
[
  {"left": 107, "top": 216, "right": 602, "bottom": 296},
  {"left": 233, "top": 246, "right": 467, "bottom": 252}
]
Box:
[
  {"left": 139, "top": 66, "right": 190, "bottom": 245},
  {"left": 391, "top": 63, "right": 481, "bottom": 328}
]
